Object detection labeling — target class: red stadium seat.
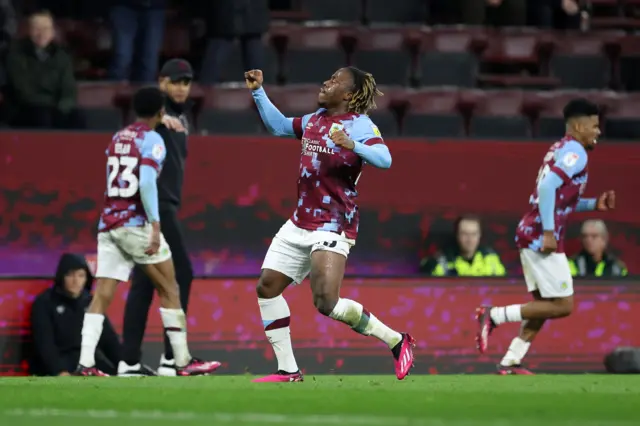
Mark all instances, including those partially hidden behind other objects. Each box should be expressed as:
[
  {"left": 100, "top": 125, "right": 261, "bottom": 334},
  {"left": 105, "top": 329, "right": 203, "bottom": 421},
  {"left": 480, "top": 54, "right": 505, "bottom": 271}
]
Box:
[
  {"left": 280, "top": 25, "right": 352, "bottom": 84},
  {"left": 467, "top": 90, "right": 532, "bottom": 138},
  {"left": 402, "top": 88, "right": 464, "bottom": 137},
  {"left": 604, "top": 92, "right": 640, "bottom": 139},
  {"left": 352, "top": 28, "right": 417, "bottom": 85},
  {"left": 77, "top": 83, "right": 123, "bottom": 131},
  {"left": 269, "top": 84, "right": 320, "bottom": 114},
  {"left": 199, "top": 87, "right": 262, "bottom": 134},
  {"left": 469, "top": 90, "right": 525, "bottom": 116},
  {"left": 550, "top": 32, "right": 620, "bottom": 89},
  {"left": 420, "top": 28, "right": 484, "bottom": 87},
  {"left": 481, "top": 31, "right": 540, "bottom": 65}
]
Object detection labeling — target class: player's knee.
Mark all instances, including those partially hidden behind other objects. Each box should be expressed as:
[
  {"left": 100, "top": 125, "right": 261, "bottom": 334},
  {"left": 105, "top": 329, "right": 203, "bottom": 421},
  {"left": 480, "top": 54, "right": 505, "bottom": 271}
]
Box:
[
  {"left": 312, "top": 293, "right": 338, "bottom": 317},
  {"left": 256, "top": 277, "right": 280, "bottom": 299},
  {"left": 553, "top": 296, "right": 574, "bottom": 318}
]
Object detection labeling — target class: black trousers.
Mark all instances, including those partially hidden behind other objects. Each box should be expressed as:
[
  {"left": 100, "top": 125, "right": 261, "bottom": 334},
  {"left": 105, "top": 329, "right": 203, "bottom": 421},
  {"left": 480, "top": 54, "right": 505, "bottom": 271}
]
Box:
[{"left": 121, "top": 204, "right": 193, "bottom": 364}]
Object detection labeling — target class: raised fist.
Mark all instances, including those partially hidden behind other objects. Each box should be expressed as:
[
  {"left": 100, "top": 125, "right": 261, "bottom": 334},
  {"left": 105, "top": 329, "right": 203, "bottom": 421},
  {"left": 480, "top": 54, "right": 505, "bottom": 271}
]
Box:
[{"left": 244, "top": 70, "right": 264, "bottom": 90}]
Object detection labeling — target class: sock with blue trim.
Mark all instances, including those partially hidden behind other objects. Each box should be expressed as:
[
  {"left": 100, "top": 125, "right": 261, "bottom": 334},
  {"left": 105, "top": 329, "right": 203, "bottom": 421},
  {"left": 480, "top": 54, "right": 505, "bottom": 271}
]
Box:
[
  {"left": 329, "top": 298, "right": 403, "bottom": 349},
  {"left": 258, "top": 295, "right": 298, "bottom": 373}
]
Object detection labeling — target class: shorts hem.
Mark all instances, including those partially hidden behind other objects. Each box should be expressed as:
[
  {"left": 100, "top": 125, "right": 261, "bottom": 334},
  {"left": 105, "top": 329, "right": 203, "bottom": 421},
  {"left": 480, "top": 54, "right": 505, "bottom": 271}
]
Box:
[{"left": 135, "top": 252, "right": 172, "bottom": 265}]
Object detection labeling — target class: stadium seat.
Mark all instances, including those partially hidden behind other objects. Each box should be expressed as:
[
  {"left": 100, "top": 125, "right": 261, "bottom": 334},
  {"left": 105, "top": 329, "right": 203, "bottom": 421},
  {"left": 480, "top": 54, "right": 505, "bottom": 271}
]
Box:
[
  {"left": 211, "top": 39, "right": 278, "bottom": 84},
  {"left": 299, "top": 0, "right": 362, "bottom": 22},
  {"left": 402, "top": 88, "right": 464, "bottom": 137},
  {"left": 480, "top": 31, "right": 540, "bottom": 66},
  {"left": 269, "top": 84, "right": 320, "bottom": 117},
  {"left": 77, "top": 82, "right": 123, "bottom": 131},
  {"left": 365, "top": 0, "right": 428, "bottom": 24},
  {"left": 419, "top": 29, "right": 480, "bottom": 87},
  {"left": 199, "top": 87, "right": 263, "bottom": 135},
  {"left": 281, "top": 26, "right": 352, "bottom": 84},
  {"left": 351, "top": 28, "right": 414, "bottom": 86},
  {"left": 468, "top": 90, "right": 531, "bottom": 139},
  {"left": 605, "top": 93, "right": 640, "bottom": 140},
  {"left": 619, "top": 35, "right": 640, "bottom": 92},
  {"left": 549, "top": 33, "right": 616, "bottom": 89}
]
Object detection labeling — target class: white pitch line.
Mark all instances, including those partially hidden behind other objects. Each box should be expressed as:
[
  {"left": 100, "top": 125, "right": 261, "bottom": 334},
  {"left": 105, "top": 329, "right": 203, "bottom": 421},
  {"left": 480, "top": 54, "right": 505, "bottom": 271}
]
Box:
[
  {"left": 2, "top": 409, "right": 636, "bottom": 426},
  {"left": 3, "top": 409, "right": 432, "bottom": 425}
]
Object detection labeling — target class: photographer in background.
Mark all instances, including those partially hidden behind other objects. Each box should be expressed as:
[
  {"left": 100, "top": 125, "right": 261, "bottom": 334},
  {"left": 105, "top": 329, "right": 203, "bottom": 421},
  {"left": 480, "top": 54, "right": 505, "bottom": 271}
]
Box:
[{"left": 30, "top": 253, "right": 121, "bottom": 376}]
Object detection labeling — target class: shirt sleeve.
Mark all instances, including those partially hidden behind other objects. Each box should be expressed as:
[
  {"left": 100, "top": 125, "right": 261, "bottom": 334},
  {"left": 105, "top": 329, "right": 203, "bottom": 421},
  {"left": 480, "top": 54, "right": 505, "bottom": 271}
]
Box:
[
  {"left": 349, "top": 117, "right": 391, "bottom": 168},
  {"left": 252, "top": 87, "right": 315, "bottom": 139},
  {"left": 139, "top": 131, "right": 166, "bottom": 172},
  {"left": 349, "top": 116, "right": 385, "bottom": 146},
  {"left": 551, "top": 140, "right": 588, "bottom": 183}
]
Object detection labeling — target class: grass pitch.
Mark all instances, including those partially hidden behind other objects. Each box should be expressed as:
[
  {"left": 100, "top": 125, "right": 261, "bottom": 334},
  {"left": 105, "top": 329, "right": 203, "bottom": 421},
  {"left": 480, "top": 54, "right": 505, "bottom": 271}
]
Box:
[{"left": 1, "top": 375, "right": 638, "bottom": 426}]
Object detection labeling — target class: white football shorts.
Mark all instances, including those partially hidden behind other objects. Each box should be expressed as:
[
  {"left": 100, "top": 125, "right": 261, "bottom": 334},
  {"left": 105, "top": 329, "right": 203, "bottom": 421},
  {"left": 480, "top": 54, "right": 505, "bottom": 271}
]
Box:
[
  {"left": 520, "top": 248, "right": 573, "bottom": 298},
  {"left": 96, "top": 224, "right": 172, "bottom": 282},
  {"left": 261, "top": 220, "right": 354, "bottom": 285}
]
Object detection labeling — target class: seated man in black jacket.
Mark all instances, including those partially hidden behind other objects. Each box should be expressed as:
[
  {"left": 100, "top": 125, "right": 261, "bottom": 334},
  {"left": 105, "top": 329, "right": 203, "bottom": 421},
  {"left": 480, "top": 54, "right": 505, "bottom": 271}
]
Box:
[{"left": 30, "top": 253, "right": 121, "bottom": 376}]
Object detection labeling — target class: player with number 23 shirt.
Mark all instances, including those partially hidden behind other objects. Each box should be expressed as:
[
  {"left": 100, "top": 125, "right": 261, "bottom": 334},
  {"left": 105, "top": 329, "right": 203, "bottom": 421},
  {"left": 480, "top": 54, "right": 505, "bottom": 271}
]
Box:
[{"left": 74, "top": 87, "right": 220, "bottom": 377}]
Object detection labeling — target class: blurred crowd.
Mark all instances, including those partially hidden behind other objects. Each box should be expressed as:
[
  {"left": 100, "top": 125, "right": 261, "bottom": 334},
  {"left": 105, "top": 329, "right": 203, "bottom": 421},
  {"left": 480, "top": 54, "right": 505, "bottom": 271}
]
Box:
[{"left": 0, "top": 0, "right": 608, "bottom": 130}]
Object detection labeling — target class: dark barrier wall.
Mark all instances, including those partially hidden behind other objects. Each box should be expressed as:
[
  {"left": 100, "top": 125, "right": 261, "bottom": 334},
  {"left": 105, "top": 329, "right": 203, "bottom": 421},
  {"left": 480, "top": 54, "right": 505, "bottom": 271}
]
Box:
[
  {"left": 1, "top": 133, "right": 639, "bottom": 276},
  {"left": 1, "top": 278, "right": 638, "bottom": 375}
]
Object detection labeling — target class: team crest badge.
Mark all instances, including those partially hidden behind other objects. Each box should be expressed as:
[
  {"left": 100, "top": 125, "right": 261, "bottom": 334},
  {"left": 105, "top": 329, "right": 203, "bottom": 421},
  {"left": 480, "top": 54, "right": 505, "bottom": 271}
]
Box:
[{"left": 329, "top": 123, "right": 344, "bottom": 135}]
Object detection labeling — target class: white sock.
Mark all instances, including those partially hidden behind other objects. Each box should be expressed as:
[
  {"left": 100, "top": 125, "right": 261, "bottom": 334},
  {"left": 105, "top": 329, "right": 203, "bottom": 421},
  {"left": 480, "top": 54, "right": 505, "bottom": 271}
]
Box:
[
  {"left": 159, "top": 308, "right": 191, "bottom": 367},
  {"left": 259, "top": 296, "right": 299, "bottom": 373},
  {"left": 329, "top": 298, "right": 403, "bottom": 349},
  {"left": 500, "top": 336, "right": 531, "bottom": 366},
  {"left": 490, "top": 305, "right": 523, "bottom": 325},
  {"left": 79, "top": 313, "right": 104, "bottom": 368}
]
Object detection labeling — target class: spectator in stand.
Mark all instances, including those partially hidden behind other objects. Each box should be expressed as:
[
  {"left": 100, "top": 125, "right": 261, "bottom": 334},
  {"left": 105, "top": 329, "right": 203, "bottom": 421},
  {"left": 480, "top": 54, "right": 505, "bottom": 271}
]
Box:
[
  {"left": 569, "top": 220, "right": 628, "bottom": 277},
  {"left": 4, "top": 10, "right": 84, "bottom": 129},
  {"left": 30, "top": 254, "right": 121, "bottom": 376},
  {"left": 527, "top": 0, "right": 582, "bottom": 29},
  {"left": 109, "top": 0, "right": 166, "bottom": 83},
  {"left": 198, "top": 0, "right": 269, "bottom": 84},
  {"left": 420, "top": 215, "right": 506, "bottom": 277}
]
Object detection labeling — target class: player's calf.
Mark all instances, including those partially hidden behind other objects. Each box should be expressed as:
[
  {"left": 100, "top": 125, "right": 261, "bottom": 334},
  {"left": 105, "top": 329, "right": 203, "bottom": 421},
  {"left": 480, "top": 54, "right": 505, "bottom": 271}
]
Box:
[
  {"left": 140, "top": 260, "right": 192, "bottom": 367},
  {"left": 78, "top": 277, "right": 119, "bottom": 372},
  {"left": 310, "top": 251, "right": 414, "bottom": 379},
  {"left": 254, "top": 270, "right": 300, "bottom": 380}
]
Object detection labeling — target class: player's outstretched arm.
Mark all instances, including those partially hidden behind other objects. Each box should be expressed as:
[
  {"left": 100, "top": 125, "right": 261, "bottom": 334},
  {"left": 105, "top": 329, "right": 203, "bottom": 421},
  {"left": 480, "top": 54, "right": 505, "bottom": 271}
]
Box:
[{"left": 245, "top": 69, "right": 296, "bottom": 137}]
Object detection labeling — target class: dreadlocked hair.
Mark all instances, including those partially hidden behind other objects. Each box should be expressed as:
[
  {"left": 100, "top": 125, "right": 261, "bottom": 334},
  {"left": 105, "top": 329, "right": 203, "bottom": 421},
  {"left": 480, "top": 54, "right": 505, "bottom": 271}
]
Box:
[{"left": 346, "top": 66, "right": 383, "bottom": 115}]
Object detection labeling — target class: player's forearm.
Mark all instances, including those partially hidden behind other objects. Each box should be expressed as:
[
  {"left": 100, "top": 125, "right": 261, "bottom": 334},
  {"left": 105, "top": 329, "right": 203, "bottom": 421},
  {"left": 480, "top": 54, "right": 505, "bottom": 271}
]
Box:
[
  {"left": 538, "top": 172, "right": 563, "bottom": 231},
  {"left": 352, "top": 142, "right": 392, "bottom": 169},
  {"left": 576, "top": 198, "right": 597, "bottom": 212},
  {"left": 139, "top": 166, "right": 160, "bottom": 223},
  {"left": 251, "top": 87, "right": 295, "bottom": 137}
]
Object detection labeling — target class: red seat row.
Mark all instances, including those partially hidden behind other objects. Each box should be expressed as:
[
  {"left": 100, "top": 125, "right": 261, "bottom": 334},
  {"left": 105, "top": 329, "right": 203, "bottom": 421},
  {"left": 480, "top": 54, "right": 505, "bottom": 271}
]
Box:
[
  {"left": 18, "top": 20, "right": 640, "bottom": 61},
  {"left": 76, "top": 82, "right": 640, "bottom": 118}
]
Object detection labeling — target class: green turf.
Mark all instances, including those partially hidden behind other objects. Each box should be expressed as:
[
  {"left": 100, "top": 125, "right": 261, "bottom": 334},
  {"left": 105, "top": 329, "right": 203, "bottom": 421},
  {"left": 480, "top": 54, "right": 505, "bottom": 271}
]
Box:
[{"left": 1, "top": 375, "right": 638, "bottom": 426}]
